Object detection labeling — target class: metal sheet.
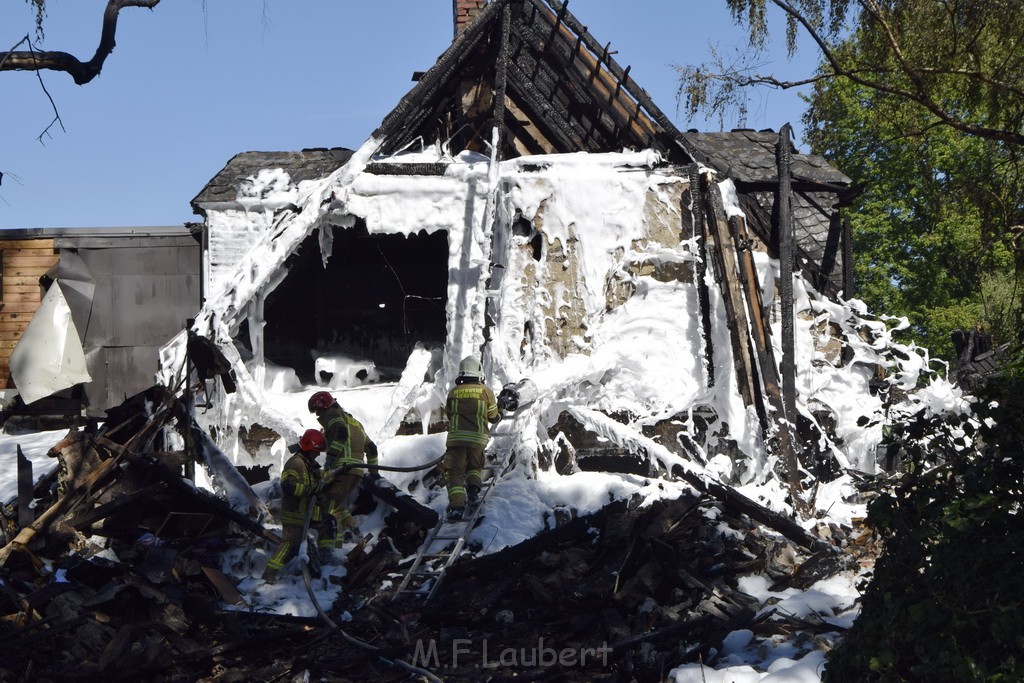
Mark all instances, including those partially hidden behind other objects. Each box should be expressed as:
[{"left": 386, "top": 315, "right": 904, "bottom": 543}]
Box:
[
  {"left": 53, "top": 250, "right": 97, "bottom": 341},
  {"left": 9, "top": 284, "right": 92, "bottom": 404},
  {"left": 83, "top": 346, "right": 162, "bottom": 417},
  {"left": 77, "top": 245, "right": 200, "bottom": 347}
]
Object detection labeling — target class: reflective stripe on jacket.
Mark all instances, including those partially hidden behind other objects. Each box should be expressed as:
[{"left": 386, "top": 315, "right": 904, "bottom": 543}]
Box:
[
  {"left": 445, "top": 381, "right": 498, "bottom": 446},
  {"left": 280, "top": 452, "right": 320, "bottom": 526},
  {"left": 318, "top": 404, "right": 378, "bottom": 470}
]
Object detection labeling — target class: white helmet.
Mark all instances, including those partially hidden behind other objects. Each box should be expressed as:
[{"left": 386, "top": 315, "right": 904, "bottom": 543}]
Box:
[{"left": 459, "top": 355, "right": 482, "bottom": 377}]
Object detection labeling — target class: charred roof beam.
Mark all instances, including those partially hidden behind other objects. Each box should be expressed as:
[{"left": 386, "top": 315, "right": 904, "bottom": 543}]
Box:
[
  {"left": 504, "top": 59, "right": 582, "bottom": 152},
  {"left": 376, "top": 0, "right": 510, "bottom": 153},
  {"left": 525, "top": 0, "right": 701, "bottom": 162},
  {"left": 518, "top": 6, "right": 675, "bottom": 155}
]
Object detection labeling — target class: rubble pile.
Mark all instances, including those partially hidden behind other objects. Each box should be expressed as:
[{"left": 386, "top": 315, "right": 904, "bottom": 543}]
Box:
[
  {"left": 376, "top": 490, "right": 861, "bottom": 681},
  {"left": 1, "top": 386, "right": 877, "bottom": 681}
]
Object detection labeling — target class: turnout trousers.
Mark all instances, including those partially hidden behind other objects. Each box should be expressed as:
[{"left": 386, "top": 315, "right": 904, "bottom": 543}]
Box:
[
  {"left": 320, "top": 470, "right": 362, "bottom": 548},
  {"left": 443, "top": 443, "right": 485, "bottom": 508}
]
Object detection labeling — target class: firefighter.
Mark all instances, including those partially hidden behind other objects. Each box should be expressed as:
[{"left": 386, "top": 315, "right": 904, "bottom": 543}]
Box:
[
  {"left": 263, "top": 428, "right": 325, "bottom": 583},
  {"left": 442, "top": 355, "right": 500, "bottom": 521},
  {"left": 307, "top": 390, "right": 378, "bottom": 547}
]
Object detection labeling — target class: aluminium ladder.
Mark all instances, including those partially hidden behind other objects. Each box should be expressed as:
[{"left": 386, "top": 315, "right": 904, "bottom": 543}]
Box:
[{"left": 392, "top": 429, "right": 515, "bottom": 602}]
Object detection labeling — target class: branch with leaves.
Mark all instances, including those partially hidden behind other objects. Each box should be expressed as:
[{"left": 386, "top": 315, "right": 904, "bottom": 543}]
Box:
[{"left": 680, "top": 0, "right": 1024, "bottom": 146}]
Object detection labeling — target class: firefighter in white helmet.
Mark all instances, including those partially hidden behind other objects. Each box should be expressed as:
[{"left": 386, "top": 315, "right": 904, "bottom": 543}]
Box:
[{"left": 442, "top": 355, "right": 500, "bottom": 521}]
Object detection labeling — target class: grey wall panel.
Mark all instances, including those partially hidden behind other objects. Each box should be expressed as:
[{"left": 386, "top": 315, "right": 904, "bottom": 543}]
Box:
[
  {"left": 109, "top": 274, "right": 199, "bottom": 345},
  {"left": 101, "top": 346, "right": 161, "bottom": 411},
  {"left": 83, "top": 347, "right": 107, "bottom": 415},
  {"left": 77, "top": 245, "right": 200, "bottom": 347},
  {"left": 71, "top": 242, "right": 200, "bottom": 413}
]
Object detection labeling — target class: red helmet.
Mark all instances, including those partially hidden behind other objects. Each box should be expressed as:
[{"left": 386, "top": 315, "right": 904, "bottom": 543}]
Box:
[
  {"left": 307, "top": 391, "right": 335, "bottom": 412},
  {"left": 299, "top": 429, "right": 325, "bottom": 452}
]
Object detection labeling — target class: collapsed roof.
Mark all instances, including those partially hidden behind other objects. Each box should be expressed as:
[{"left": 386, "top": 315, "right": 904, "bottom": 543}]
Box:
[{"left": 192, "top": 0, "right": 851, "bottom": 295}]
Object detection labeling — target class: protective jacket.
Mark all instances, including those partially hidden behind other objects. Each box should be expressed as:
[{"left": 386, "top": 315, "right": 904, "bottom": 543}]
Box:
[
  {"left": 265, "top": 449, "right": 322, "bottom": 578},
  {"left": 445, "top": 379, "right": 499, "bottom": 446},
  {"left": 279, "top": 450, "right": 322, "bottom": 527},
  {"left": 318, "top": 404, "right": 378, "bottom": 474}
]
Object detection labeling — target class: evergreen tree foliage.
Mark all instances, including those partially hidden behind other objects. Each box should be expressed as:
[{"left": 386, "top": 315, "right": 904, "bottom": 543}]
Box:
[{"left": 823, "top": 377, "right": 1024, "bottom": 680}]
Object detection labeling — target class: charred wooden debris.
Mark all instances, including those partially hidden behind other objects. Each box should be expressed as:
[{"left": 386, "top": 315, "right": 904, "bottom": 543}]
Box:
[{"left": 2, "top": 385, "right": 880, "bottom": 681}]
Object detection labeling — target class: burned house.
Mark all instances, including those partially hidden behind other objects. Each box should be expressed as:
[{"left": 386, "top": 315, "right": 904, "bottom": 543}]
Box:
[
  {"left": 5, "top": 4, "right": 966, "bottom": 679},
  {"left": 174, "top": 0, "right": 870, "bottom": 485}
]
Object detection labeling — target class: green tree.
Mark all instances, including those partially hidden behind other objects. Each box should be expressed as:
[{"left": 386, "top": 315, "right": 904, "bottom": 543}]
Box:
[
  {"left": 680, "top": 0, "right": 1024, "bottom": 146},
  {"left": 678, "top": 0, "right": 1024, "bottom": 356},
  {"left": 823, "top": 378, "right": 1024, "bottom": 680},
  {"left": 804, "top": 67, "right": 1023, "bottom": 357}
]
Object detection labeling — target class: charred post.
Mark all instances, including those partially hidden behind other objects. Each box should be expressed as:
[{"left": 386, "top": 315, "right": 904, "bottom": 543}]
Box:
[
  {"left": 688, "top": 165, "right": 715, "bottom": 389},
  {"left": 776, "top": 124, "right": 797, "bottom": 425}
]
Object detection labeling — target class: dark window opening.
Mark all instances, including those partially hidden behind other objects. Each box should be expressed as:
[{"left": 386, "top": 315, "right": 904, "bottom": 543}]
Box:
[
  {"left": 530, "top": 232, "right": 543, "bottom": 261},
  {"left": 512, "top": 217, "right": 543, "bottom": 261},
  {"left": 260, "top": 224, "right": 448, "bottom": 383}
]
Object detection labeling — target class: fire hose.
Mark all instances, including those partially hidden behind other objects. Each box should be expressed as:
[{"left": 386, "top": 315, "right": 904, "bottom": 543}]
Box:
[
  {"left": 291, "top": 377, "right": 537, "bottom": 680},
  {"left": 297, "top": 456, "right": 444, "bottom": 683}
]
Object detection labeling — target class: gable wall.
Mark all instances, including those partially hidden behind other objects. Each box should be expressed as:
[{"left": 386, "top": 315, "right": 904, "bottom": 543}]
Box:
[
  {"left": 205, "top": 209, "right": 277, "bottom": 292},
  {"left": 500, "top": 169, "right": 695, "bottom": 362}
]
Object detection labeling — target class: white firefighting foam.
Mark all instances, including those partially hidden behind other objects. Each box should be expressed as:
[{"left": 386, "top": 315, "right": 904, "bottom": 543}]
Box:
[
  {"left": 5, "top": 141, "right": 973, "bottom": 679},
  {"left": 159, "top": 140, "right": 968, "bottom": 513}
]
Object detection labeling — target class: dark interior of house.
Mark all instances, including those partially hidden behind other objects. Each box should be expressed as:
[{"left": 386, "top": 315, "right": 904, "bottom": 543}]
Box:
[{"left": 261, "top": 224, "right": 449, "bottom": 383}]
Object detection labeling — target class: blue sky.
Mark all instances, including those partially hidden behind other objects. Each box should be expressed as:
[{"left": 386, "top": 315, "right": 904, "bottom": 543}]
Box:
[{"left": 1, "top": 1, "right": 817, "bottom": 229}]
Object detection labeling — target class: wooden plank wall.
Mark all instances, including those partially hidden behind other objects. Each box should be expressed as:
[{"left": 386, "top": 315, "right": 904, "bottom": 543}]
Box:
[{"left": 1, "top": 239, "right": 59, "bottom": 388}]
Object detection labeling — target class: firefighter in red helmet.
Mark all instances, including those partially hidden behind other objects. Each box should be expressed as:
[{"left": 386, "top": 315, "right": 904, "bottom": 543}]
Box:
[
  {"left": 307, "top": 391, "right": 378, "bottom": 548},
  {"left": 263, "top": 428, "right": 325, "bottom": 583}
]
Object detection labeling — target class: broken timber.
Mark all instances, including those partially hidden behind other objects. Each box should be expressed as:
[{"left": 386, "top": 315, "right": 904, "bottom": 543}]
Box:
[
  {"left": 774, "top": 125, "right": 807, "bottom": 505},
  {"left": 16, "top": 446, "right": 32, "bottom": 528},
  {"left": 407, "top": 492, "right": 838, "bottom": 681},
  {"left": 699, "top": 169, "right": 765, "bottom": 424},
  {"left": 688, "top": 166, "right": 715, "bottom": 388},
  {"left": 669, "top": 465, "right": 831, "bottom": 555},
  {"left": 364, "top": 475, "right": 439, "bottom": 529},
  {"left": 776, "top": 124, "right": 797, "bottom": 424},
  {"left": 699, "top": 168, "right": 805, "bottom": 510}
]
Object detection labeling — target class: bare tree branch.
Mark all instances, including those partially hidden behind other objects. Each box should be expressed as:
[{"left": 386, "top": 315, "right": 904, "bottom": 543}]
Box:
[
  {"left": 0, "top": 35, "right": 30, "bottom": 71},
  {"left": 1, "top": 0, "right": 161, "bottom": 85},
  {"left": 704, "top": 63, "right": 1024, "bottom": 102},
  {"left": 26, "top": 40, "right": 67, "bottom": 143}
]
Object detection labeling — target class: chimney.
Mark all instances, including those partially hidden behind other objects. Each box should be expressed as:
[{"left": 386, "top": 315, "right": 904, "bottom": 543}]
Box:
[{"left": 454, "top": 0, "right": 486, "bottom": 37}]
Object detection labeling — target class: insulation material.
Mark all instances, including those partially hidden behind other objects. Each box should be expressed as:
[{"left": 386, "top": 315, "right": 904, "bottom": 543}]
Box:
[{"left": 9, "top": 283, "right": 92, "bottom": 404}]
